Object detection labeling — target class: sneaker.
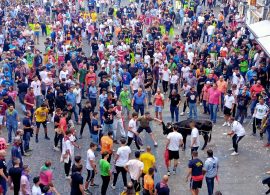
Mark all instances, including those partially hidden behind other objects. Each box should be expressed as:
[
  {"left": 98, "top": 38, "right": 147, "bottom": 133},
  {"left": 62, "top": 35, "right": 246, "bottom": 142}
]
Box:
[
  {"left": 45, "top": 136, "right": 50, "bottom": 140},
  {"left": 111, "top": 184, "right": 116, "bottom": 190},
  {"left": 187, "top": 111, "right": 189, "bottom": 114},
  {"left": 123, "top": 186, "right": 127, "bottom": 191},
  {"left": 53, "top": 146, "right": 60, "bottom": 151},
  {"left": 35, "top": 137, "right": 39, "bottom": 143},
  {"left": 250, "top": 133, "right": 256, "bottom": 136},
  {"left": 222, "top": 122, "right": 227, "bottom": 126},
  {"left": 200, "top": 103, "right": 202, "bottom": 106},
  {"left": 231, "top": 152, "right": 239, "bottom": 156},
  {"left": 180, "top": 112, "right": 184, "bottom": 116},
  {"left": 90, "top": 184, "right": 99, "bottom": 187},
  {"left": 79, "top": 135, "right": 82, "bottom": 139},
  {"left": 26, "top": 148, "right": 33, "bottom": 152},
  {"left": 154, "top": 142, "right": 158, "bottom": 147},
  {"left": 264, "top": 143, "right": 270, "bottom": 147},
  {"left": 172, "top": 170, "right": 176, "bottom": 175},
  {"left": 84, "top": 189, "right": 91, "bottom": 194},
  {"left": 140, "top": 148, "right": 145, "bottom": 152},
  {"left": 227, "top": 123, "right": 231, "bottom": 126},
  {"left": 23, "top": 153, "right": 31, "bottom": 157},
  {"left": 65, "top": 176, "right": 71, "bottom": 180},
  {"left": 167, "top": 171, "right": 170, "bottom": 176},
  {"left": 228, "top": 148, "right": 234, "bottom": 151}
]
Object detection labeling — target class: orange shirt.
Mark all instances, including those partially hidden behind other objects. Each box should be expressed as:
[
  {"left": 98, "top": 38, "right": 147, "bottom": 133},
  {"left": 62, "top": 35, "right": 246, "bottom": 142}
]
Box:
[
  {"left": 100, "top": 136, "right": 113, "bottom": 154},
  {"left": 85, "top": 72, "right": 97, "bottom": 85},
  {"left": 216, "top": 80, "right": 227, "bottom": 93},
  {"left": 144, "top": 174, "right": 154, "bottom": 191}
]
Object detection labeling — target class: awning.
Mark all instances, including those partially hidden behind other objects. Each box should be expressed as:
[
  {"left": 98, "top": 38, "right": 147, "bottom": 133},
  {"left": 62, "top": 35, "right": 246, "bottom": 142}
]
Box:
[
  {"left": 247, "top": 20, "right": 270, "bottom": 57},
  {"left": 257, "top": 36, "right": 270, "bottom": 57},
  {"left": 247, "top": 20, "right": 270, "bottom": 38}
]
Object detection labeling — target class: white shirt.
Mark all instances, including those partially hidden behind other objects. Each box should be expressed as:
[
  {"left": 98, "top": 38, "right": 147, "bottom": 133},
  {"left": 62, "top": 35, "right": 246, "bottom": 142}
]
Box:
[
  {"left": 59, "top": 70, "right": 69, "bottom": 80},
  {"left": 73, "top": 88, "right": 82, "bottom": 104},
  {"left": 181, "top": 66, "right": 190, "bottom": 79},
  {"left": 231, "top": 121, "right": 245, "bottom": 136},
  {"left": 187, "top": 51, "right": 195, "bottom": 63},
  {"left": 191, "top": 128, "right": 200, "bottom": 147},
  {"left": 162, "top": 69, "right": 171, "bottom": 81},
  {"left": 255, "top": 103, "right": 269, "bottom": 119},
  {"left": 167, "top": 131, "right": 183, "bottom": 151},
  {"left": 131, "top": 77, "right": 140, "bottom": 91},
  {"left": 128, "top": 119, "right": 137, "bottom": 137},
  {"left": 170, "top": 74, "right": 179, "bottom": 84},
  {"left": 125, "top": 159, "right": 144, "bottom": 180},
  {"left": 224, "top": 95, "right": 235, "bottom": 109},
  {"left": 207, "top": 25, "right": 215, "bottom": 36},
  {"left": 32, "top": 185, "right": 42, "bottom": 195},
  {"left": 39, "top": 71, "right": 48, "bottom": 82},
  {"left": 154, "top": 52, "right": 162, "bottom": 62},
  {"left": 86, "top": 149, "right": 95, "bottom": 170},
  {"left": 116, "top": 146, "right": 131, "bottom": 167},
  {"left": 31, "top": 80, "right": 42, "bottom": 96},
  {"left": 198, "top": 16, "right": 205, "bottom": 24}
]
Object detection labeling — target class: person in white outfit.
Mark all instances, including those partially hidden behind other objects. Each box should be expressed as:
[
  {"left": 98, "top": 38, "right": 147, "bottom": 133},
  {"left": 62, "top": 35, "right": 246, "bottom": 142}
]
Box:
[{"left": 113, "top": 101, "right": 126, "bottom": 138}]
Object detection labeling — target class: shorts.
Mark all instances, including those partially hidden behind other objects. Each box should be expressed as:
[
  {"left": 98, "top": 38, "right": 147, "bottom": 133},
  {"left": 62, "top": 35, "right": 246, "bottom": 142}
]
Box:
[
  {"left": 36, "top": 121, "right": 47, "bottom": 128},
  {"left": 155, "top": 106, "right": 162, "bottom": 112},
  {"left": 223, "top": 106, "right": 232, "bottom": 115},
  {"left": 137, "top": 126, "right": 152, "bottom": 134},
  {"left": 34, "top": 31, "right": 40, "bottom": 36},
  {"left": 190, "top": 179, "right": 202, "bottom": 189},
  {"left": 86, "top": 169, "right": 95, "bottom": 182},
  {"left": 168, "top": 150, "right": 179, "bottom": 160},
  {"left": 0, "top": 115, "right": 3, "bottom": 125}
]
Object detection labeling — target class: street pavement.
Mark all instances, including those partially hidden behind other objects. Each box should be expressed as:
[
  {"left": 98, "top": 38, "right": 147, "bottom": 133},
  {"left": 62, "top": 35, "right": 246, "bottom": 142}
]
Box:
[{"left": 3, "top": 3, "right": 270, "bottom": 195}]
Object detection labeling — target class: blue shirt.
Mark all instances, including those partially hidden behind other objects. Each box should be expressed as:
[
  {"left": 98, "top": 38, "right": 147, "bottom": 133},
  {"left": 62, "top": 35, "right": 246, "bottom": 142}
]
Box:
[
  {"left": 133, "top": 93, "right": 146, "bottom": 105},
  {"left": 88, "top": 86, "right": 97, "bottom": 99},
  {"left": 204, "top": 157, "right": 219, "bottom": 178},
  {"left": 99, "top": 94, "right": 107, "bottom": 107},
  {"left": 246, "top": 70, "right": 257, "bottom": 82},
  {"left": 5, "top": 109, "right": 18, "bottom": 125},
  {"left": 122, "top": 72, "right": 132, "bottom": 85},
  {"left": 65, "top": 92, "right": 76, "bottom": 107}
]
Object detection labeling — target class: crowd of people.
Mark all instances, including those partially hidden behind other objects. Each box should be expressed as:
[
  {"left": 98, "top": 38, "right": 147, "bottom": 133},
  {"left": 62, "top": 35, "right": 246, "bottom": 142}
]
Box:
[{"left": 0, "top": 0, "right": 268, "bottom": 194}]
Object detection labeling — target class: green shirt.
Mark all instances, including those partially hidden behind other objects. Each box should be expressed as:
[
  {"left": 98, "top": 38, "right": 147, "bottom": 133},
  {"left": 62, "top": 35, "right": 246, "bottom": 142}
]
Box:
[
  {"left": 78, "top": 69, "right": 87, "bottom": 83},
  {"left": 239, "top": 60, "right": 248, "bottom": 72},
  {"left": 100, "top": 159, "right": 110, "bottom": 176},
  {"left": 119, "top": 90, "right": 130, "bottom": 107}
]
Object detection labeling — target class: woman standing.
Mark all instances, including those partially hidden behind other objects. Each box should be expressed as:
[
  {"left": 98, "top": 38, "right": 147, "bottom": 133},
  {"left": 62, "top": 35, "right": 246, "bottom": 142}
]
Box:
[{"left": 100, "top": 152, "right": 111, "bottom": 195}]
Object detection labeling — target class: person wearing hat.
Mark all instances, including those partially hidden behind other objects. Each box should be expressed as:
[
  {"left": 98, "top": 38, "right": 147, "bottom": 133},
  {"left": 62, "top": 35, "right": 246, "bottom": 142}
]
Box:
[{"left": 222, "top": 90, "right": 235, "bottom": 126}]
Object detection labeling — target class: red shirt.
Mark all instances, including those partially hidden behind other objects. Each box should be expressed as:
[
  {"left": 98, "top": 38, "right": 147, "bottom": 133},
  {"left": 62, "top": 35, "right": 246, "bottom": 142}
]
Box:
[
  {"left": 250, "top": 84, "right": 264, "bottom": 100},
  {"left": 0, "top": 102, "right": 7, "bottom": 116},
  {"left": 24, "top": 93, "right": 35, "bottom": 110},
  {"left": 59, "top": 117, "right": 67, "bottom": 134}
]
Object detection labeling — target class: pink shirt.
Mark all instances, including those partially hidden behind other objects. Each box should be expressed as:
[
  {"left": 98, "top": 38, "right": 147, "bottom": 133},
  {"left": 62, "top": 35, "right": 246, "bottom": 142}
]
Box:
[
  {"left": 208, "top": 88, "right": 221, "bottom": 105},
  {"left": 39, "top": 169, "right": 53, "bottom": 185}
]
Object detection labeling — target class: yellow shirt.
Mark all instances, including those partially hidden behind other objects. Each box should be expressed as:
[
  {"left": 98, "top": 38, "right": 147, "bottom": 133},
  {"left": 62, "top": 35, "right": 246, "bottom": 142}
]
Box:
[
  {"left": 91, "top": 12, "right": 97, "bottom": 22},
  {"left": 35, "top": 107, "right": 49, "bottom": 122},
  {"left": 139, "top": 152, "right": 156, "bottom": 174},
  {"left": 34, "top": 24, "right": 40, "bottom": 32}
]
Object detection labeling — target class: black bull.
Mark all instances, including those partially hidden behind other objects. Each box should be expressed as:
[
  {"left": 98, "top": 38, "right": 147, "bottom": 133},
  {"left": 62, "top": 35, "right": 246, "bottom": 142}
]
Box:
[{"left": 162, "top": 119, "right": 213, "bottom": 150}]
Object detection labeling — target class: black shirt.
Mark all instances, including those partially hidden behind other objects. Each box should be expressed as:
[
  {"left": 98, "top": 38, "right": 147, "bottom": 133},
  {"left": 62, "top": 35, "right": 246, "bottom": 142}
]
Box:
[
  {"left": 0, "top": 159, "right": 8, "bottom": 179},
  {"left": 70, "top": 172, "right": 83, "bottom": 195},
  {"left": 155, "top": 182, "right": 170, "bottom": 195},
  {"left": 81, "top": 106, "right": 91, "bottom": 120},
  {"left": 186, "top": 91, "right": 198, "bottom": 104},
  {"left": 54, "top": 114, "right": 61, "bottom": 128},
  {"left": 237, "top": 94, "right": 250, "bottom": 109},
  {"left": 188, "top": 158, "right": 204, "bottom": 176},
  {"left": 8, "top": 166, "right": 22, "bottom": 191},
  {"left": 103, "top": 111, "right": 116, "bottom": 124},
  {"left": 169, "top": 94, "right": 181, "bottom": 107},
  {"left": 99, "top": 81, "right": 110, "bottom": 93}
]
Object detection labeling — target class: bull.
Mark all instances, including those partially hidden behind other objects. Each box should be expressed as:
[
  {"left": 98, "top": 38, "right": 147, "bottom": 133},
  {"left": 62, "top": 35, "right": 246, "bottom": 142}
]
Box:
[{"left": 162, "top": 119, "right": 213, "bottom": 150}]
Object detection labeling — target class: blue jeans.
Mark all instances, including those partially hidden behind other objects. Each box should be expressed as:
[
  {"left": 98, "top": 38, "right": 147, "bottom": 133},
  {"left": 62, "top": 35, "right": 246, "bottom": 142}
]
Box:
[
  {"left": 209, "top": 104, "right": 218, "bottom": 123},
  {"left": 206, "top": 177, "right": 215, "bottom": 195},
  {"left": 23, "top": 132, "right": 31, "bottom": 151},
  {"left": 72, "top": 106, "right": 78, "bottom": 123},
  {"left": 170, "top": 105, "right": 179, "bottom": 122},
  {"left": 203, "top": 100, "right": 209, "bottom": 114},
  {"left": 220, "top": 93, "right": 224, "bottom": 110},
  {"left": 103, "top": 123, "right": 114, "bottom": 134},
  {"left": 0, "top": 178, "right": 7, "bottom": 195},
  {"left": 134, "top": 104, "right": 144, "bottom": 116},
  {"left": 266, "top": 127, "right": 270, "bottom": 144},
  {"left": 100, "top": 107, "right": 105, "bottom": 124},
  {"left": 189, "top": 103, "right": 198, "bottom": 119},
  {"left": 7, "top": 123, "right": 18, "bottom": 143},
  {"left": 91, "top": 133, "right": 99, "bottom": 145},
  {"left": 250, "top": 99, "right": 257, "bottom": 115}
]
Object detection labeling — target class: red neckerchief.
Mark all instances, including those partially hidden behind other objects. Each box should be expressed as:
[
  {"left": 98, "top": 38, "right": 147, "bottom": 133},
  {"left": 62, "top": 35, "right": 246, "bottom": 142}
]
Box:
[{"left": 64, "top": 135, "right": 70, "bottom": 141}]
